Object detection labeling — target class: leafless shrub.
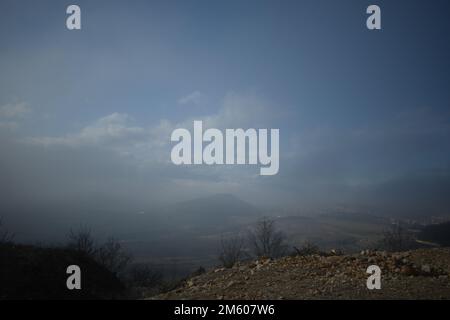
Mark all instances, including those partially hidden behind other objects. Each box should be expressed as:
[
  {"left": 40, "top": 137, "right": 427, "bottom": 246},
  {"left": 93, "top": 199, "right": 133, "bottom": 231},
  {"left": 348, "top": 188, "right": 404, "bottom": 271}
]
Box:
[
  {"left": 380, "top": 223, "right": 417, "bottom": 252},
  {"left": 67, "top": 227, "right": 131, "bottom": 275},
  {"left": 248, "top": 218, "right": 288, "bottom": 259},
  {"left": 191, "top": 266, "right": 206, "bottom": 277},
  {"left": 218, "top": 234, "right": 244, "bottom": 268},
  {"left": 128, "top": 263, "right": 162, "bottom": 288},
  {"left": 97, "top": 237, "right": 132, "bottom": 275},
  {"left": 293, "top": 241, "right": 321, "bottom": 256},
  {"left": 67, "top": 226, "right": 97, "bottom": 256},
  {"left": 0, "top": 218, "right": 14, "bottom": 244}
]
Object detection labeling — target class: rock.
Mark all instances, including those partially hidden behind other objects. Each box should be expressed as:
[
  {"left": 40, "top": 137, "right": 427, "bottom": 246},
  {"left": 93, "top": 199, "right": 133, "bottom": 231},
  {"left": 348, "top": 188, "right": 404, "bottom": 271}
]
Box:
[
  {"left": 151, "top": 248, "right": 450, "bottom": 300},
  {"left": 421, "top": 264, "right": 431, "bottom": 273},
  {"left": 186, "top": 280, "right": 194, "bottom": 287},
  {"left": 401, "top": 266, "right": 416, "bottom": 276}
]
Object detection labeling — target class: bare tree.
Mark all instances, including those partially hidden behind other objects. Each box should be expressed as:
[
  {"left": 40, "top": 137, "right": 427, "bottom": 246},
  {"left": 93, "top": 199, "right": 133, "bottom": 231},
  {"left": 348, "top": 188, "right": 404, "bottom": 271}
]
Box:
[
  {"left": 67, "top": 227, "right": 131, "bottom": 275},
  {"left": 293, "top": 241, "right": 321, "bottom": 256},
  {"left": 0, "top": 218, "right": 14, "bottom": 244},
  {"left": 248, "top": 218, "right": 288, "bottom": 258},
  {"left": 218, "top": 234, "right": 244, "bottom": 268},
  {"left": 97, "top": 237, "right": 132, "bottom": 275},
  {"left": 67, "top": 226, "right": 97, "bottom": 256},
  {"left": 128, "top": 263, "right": 162, "bottom": 288},
  {"left": 380, "top": 223, "right": 416, "bottom": 252}
]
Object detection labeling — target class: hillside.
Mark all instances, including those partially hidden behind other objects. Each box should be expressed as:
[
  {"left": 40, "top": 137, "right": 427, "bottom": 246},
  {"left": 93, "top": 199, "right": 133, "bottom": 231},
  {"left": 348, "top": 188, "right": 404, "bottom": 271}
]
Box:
[
  {"left": 0, "top": 243, "right": 126, "bottom": 299},
  {"left": 153, "top": 248, "right": 450, "bottom": 300}
]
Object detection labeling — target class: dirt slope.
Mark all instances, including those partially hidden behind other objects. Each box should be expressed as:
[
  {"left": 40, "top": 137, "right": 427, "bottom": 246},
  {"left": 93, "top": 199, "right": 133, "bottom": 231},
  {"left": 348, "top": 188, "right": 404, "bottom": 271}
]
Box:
[{"left": 153, "top": 248, "right": 450, "bottom": 300}]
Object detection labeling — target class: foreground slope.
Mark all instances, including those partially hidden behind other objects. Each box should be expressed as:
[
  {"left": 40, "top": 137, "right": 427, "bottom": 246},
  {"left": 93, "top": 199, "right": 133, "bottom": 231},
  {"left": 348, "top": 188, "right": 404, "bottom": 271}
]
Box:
[
  {"left": 0, "top": 243, "right": 125, "bottom": 299},
  {"left": 154, "top": 248, "right": 450, "bottom": 300}
]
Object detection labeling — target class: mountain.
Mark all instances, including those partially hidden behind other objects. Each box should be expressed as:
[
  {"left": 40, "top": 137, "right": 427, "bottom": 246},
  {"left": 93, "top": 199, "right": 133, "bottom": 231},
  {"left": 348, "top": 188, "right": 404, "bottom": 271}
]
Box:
[{"left": 162, "top": 194, "right": 261, "bottom": 232}]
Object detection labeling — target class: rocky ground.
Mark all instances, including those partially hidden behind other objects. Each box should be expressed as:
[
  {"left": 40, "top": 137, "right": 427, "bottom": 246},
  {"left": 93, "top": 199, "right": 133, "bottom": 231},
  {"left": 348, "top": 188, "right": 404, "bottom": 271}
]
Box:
[{"left": 153, "top": 248, "right": 450, "bottom": 300}]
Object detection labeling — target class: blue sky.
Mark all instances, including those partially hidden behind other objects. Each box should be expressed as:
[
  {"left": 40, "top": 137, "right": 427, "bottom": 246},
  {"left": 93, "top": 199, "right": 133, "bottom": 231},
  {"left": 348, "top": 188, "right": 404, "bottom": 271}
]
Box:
[{"left": 1, "top": 0, "right": 450, "bottom": 215}]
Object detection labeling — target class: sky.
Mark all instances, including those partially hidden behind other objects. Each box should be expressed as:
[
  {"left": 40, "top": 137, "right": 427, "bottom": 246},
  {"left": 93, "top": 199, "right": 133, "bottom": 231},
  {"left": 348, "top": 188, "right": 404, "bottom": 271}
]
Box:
[{"left": 1, "top": 0, "right": 450, "bottom": 231}]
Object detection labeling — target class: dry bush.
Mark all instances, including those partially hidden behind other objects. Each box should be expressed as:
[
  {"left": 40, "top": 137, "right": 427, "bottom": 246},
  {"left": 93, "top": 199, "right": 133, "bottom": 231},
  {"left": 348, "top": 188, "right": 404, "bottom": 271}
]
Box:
[
  {"left": 218, "top": 234, "right": 244, "bottom": 268},
  {"left": 248, "top": 218, "right": 288, "bottom": 258}
]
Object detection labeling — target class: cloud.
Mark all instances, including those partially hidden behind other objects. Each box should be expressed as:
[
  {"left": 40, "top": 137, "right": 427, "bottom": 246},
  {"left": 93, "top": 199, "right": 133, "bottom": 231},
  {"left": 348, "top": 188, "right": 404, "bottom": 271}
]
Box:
[
  {"left": 0, "top": 102, "right": 31, "bottom": 118},
  {"left": 20, "top": 92, "right": 284, "bottom": 192},
  {"left": 177, "top": 91, "right": 205, "bottom": 106},
  {"left": 0, "top": 121, "right": 19, "bottom": 131},
  {"left": 174, "top": 92, "right": 281, "bottom": 132},
  {"left": 27, "top": 113, "right": 147, "bottom": 148},
  {"left": 203, "top": 92, "right": 278, "bottom": 129},
  {"left": 24, "top": 113, "right": 176, "bottom": 167}
]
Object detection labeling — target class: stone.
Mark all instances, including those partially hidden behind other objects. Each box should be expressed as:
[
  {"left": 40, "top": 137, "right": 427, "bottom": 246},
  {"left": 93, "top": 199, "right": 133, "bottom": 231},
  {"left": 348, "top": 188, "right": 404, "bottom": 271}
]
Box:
[{"left": 421, "top": 264, "right": 431, "bottom": 273}]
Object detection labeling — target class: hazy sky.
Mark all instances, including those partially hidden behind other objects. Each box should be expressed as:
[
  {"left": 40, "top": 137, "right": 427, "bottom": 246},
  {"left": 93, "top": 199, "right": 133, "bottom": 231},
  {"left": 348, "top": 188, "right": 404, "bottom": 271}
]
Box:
[{"left": 1, "top": 0, "right": 450, "bottom": 221}]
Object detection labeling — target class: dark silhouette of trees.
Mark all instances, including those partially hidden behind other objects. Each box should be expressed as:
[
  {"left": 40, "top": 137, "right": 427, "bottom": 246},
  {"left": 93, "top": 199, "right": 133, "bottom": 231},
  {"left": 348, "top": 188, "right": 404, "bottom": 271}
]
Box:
[
  {"left": 218, "top": 234, "right": 245, "bottom": 268},
  {"left": 293, "top": 241, "right": 321, "bottom": 256},
  {"left": 67, "top": 227, "right": 131, "bottom": 275},
  {"left": 97, "top": 237, "right": 132, "bottom": 275},
  {"left": 0, "top": 218, "right": 14, "bottom": 244},
  {"left": 380, "top": 223, "right": 416, "bottom": 252},
  {"left": 67, "top": 226, "right": 96, "bottom": 256},
  {"left": 127, "top": 263, "right": 163, "bottom": 288},
  {"left": 248, "top": 218, "right": 287, "bottom": 258}
]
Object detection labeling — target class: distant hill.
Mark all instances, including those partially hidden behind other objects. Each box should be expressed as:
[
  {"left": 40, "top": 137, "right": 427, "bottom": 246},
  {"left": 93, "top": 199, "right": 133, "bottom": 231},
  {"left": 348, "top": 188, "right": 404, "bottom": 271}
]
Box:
[
  {"left": 419, "top": 222, "right": 450, "bottom": 246},
  {"left": 163, "top": 194, "right": 261, "bottom": 232}
]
